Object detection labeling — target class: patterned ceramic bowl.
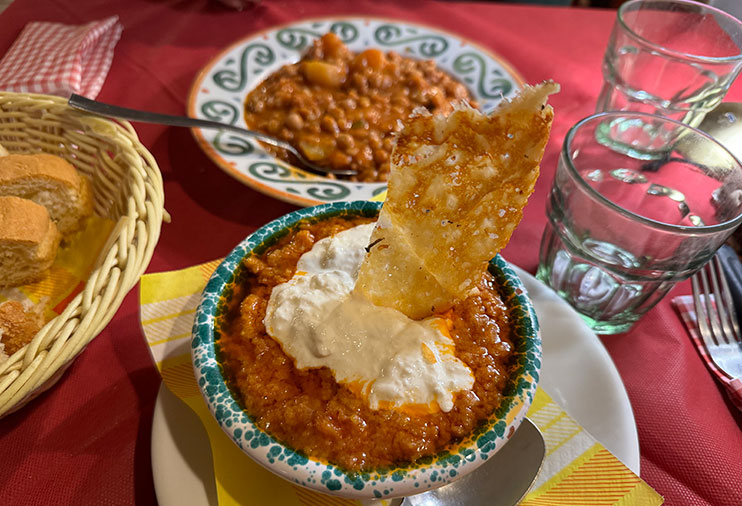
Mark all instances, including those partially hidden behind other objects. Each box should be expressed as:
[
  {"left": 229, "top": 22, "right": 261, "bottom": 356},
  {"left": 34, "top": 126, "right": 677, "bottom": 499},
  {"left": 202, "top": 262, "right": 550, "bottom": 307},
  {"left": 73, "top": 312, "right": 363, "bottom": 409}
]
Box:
[{"left": 191, "top": 201, "right": 542, "bottom": 499}]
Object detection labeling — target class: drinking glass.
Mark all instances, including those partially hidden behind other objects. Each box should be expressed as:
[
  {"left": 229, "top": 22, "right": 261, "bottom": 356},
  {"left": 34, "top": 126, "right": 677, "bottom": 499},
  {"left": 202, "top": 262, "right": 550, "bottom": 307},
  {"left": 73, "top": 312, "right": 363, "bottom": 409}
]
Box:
[
  {"left": 596, "top": 0, "right": 742, "bottom": 158},
  {"left": 536, "top": 111, "right": 742, "bottom": 335}
]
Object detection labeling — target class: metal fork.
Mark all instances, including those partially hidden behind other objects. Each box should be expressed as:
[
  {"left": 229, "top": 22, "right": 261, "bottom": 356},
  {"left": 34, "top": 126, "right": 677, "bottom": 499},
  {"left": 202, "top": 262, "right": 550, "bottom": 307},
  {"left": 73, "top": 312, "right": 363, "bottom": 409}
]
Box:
[
  {"left": 67, "top": 94, "right": 357, "bottom": 177},
  {"left": 691, "top": 255, "right": 742, "bottom": 379}
]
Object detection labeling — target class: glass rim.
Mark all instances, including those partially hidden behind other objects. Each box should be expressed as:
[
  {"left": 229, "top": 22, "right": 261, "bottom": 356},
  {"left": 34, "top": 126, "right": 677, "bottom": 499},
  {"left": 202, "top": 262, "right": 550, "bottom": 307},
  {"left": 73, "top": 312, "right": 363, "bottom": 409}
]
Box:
[
  {"left": 562, "top": 111, "right": 742, "bottom": 235},
  {"left": 618, "top": 0, "right": 742, "bottom": 64}
]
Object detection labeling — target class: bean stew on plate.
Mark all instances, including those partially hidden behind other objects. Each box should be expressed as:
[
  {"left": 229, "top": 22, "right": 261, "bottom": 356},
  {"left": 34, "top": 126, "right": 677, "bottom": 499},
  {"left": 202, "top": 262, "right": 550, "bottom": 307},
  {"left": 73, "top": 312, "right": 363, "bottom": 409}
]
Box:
[{"left": 244, "top": 33, "right": 477, "bottom": 182}]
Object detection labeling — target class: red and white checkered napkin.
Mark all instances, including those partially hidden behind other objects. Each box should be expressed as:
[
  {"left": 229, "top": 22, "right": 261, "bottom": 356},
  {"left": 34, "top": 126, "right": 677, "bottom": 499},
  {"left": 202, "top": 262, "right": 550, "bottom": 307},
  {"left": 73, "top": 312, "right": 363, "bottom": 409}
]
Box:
[
  {"left": 0, "top": 16, "right": 122, "bottom": 98},
  {"left": 672, "top": 295, "right": 742, "bottom": 411}
]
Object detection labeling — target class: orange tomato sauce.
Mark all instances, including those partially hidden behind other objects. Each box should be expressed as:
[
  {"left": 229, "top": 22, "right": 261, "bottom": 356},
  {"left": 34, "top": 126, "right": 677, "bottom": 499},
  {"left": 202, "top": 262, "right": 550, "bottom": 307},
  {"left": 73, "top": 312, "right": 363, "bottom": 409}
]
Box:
[{"left": 217, "top": 216, "right": 515, "bottom": 471}]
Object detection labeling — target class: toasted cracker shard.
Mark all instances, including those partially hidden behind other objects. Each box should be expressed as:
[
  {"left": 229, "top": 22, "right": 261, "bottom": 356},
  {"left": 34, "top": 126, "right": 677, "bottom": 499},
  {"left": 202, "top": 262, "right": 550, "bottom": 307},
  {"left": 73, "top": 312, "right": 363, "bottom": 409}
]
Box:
[{"left": 355, "top": 81, "right": 559, "bottom": 319}]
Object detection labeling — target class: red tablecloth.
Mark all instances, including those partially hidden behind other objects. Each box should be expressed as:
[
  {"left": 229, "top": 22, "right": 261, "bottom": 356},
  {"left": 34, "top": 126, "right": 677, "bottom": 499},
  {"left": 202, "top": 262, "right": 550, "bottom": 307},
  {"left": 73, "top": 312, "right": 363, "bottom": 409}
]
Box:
[{"left": 0, "top": 1, "right": 740, "bottom": 505}]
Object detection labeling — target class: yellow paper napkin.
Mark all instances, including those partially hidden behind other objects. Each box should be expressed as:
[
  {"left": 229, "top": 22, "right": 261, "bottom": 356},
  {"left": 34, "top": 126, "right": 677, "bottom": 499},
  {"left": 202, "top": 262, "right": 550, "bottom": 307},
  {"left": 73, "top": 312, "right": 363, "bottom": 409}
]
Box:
[
  {"left": 139, "top": 260, "right": 663, "bottom": 506},
  {"left": 0, "top": 215, "right": 116, "bottom": 322}
]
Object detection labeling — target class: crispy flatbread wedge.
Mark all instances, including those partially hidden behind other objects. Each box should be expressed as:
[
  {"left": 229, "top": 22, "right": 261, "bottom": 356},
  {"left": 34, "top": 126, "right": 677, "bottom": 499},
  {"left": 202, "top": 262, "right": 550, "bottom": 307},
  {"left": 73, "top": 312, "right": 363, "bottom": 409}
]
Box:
[{"left": 355, "top": 82, "right": 559, "bottom": 319}]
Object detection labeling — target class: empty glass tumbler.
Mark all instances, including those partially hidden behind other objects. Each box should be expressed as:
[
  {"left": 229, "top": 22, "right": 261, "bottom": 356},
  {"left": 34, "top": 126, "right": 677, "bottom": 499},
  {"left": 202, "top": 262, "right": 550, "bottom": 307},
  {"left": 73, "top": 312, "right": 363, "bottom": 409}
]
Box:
[
  {"left": 537, "top": 111, "right": 742, "bottom": 334},
  {"left": 596, "top": 0, "right": 742, "bottom": 157}
]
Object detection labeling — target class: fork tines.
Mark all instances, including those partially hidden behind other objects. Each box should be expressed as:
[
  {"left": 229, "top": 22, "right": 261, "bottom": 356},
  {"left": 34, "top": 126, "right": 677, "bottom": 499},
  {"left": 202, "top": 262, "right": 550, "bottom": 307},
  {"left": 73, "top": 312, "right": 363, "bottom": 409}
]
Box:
[{"left": 692, "top": 255, "right": 742, "bottom": 347}]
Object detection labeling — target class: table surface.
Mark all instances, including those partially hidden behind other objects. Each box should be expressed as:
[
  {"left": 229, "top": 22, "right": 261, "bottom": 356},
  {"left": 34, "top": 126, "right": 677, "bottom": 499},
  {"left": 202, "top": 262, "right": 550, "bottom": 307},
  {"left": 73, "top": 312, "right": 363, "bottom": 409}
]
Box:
[{"left": 1, "top": 1, "right": 741, "bottom": 505}]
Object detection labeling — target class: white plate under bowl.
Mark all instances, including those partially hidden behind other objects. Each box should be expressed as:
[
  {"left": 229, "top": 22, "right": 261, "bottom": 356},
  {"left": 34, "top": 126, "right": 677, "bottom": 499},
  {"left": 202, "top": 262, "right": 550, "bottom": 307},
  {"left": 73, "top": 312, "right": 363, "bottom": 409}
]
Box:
[
  {"left": 150, "top": 265, "right": 640, "bottom": 505},
  {"left": 187, "top": 17, "right": 524, "bottom": 207}
]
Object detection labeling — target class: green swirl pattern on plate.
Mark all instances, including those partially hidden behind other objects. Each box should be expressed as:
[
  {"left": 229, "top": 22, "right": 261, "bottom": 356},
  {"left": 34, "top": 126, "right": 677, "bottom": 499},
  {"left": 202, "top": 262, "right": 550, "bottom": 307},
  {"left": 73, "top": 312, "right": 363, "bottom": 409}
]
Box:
[
  {"left": 454, "top": 53, "right": 513, "bottom": 98},
  {"left": 190, "top": 18, "right": 522, "bottom": 207},
  {"left": 373, "top": 24, "right": 449, "bottom": 57},
  {"left": 200, "top": 100, "right": 255, "bottom": 155},
  {"left": 201, "top": 99, "right": 239, "bottom": 124},
  {"left": 212, "top": 43, "right": 275, "bottom": 93},
  {"left": 247, "top": 162, "right": 352, "bottom": 201},
  {"left": 276, "top": 21, "right": 359, "bottom": 51},
  {"left": 191, "top": 201, "right": 541, "bottom": 499}
]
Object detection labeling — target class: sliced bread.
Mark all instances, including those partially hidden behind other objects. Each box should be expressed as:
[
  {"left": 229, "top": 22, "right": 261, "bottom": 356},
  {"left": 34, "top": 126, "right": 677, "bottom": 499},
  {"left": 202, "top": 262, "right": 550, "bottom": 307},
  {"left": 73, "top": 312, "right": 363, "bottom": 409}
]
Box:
[
  {"left": 0, "top": 196, "right": 61, "bottom": 287},
  {"left": 0, "top": 300, "right": 43, "bottom": 359},
  {"left": 0, "top": 154, "right": 93, "bottom": 235}
]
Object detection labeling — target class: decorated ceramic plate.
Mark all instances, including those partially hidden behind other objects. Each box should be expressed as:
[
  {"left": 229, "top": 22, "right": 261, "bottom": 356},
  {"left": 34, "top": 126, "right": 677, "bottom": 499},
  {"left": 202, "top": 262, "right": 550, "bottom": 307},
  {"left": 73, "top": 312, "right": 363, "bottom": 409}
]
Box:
[
  {"left": 153, "top": 263, "right": 640, "bottom": 505},
  {"left": 187, "top": 17, "right": 525, "bottom": 207}
]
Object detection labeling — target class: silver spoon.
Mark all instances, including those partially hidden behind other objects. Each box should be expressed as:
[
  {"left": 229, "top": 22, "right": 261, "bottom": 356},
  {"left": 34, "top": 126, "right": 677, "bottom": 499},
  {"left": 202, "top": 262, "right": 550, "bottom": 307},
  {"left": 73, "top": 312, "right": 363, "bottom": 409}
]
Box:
[
  {"left": 67, "top": 94, "right": 357, "bottom": 177},
  {"left": 395, "top": 417, "right": 545, "bottom": 506}
]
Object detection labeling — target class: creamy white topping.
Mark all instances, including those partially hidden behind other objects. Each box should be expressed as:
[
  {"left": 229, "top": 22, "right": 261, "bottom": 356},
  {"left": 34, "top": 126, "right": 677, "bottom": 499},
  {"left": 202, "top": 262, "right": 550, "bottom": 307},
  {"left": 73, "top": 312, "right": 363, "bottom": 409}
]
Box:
[{"left": 264, "top": 223, "right": 474, "bottom": 412}]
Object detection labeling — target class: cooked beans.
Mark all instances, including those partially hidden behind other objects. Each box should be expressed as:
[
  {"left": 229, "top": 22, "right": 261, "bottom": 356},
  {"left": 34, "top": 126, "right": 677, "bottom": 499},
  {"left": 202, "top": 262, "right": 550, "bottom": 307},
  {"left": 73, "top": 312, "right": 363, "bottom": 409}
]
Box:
[
  {"left": 244, "top": 33, "right": 477, "bottom": 182},
  {"left": 285, "top": 112, "right": 303, "bottom": 130}
]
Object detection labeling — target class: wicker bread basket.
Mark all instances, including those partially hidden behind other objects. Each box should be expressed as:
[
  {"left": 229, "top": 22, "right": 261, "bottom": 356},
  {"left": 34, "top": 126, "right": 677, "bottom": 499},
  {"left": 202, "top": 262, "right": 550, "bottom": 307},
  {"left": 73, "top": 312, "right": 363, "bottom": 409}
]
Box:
[{"left": 0, "top": 91, "right": 166, "bottom": 418}]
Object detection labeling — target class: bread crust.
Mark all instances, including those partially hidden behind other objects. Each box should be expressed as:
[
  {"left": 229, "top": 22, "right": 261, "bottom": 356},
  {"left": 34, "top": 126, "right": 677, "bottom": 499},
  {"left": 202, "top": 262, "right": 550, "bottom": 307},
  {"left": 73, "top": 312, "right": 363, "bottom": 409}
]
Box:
[
  {"left": 0, "top": 300, "right": 43, "bottom": 357},
  {"left": 0, "top": 196, "right": 53, "bottom": 244},
  {"left": 0, "top": 154, "right": 93, "bottom": 235},
  {"left": 0, "top": 154, "right": 81, "bottom": 188},
  {"left": 0, "top": 196, "right": 61, "bottom": 286}
]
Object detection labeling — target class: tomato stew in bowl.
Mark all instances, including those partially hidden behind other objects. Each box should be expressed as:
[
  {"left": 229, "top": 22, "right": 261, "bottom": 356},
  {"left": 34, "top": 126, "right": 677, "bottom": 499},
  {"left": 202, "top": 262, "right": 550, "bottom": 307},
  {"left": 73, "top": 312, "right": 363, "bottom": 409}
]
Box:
[{"left": 192, "top": 201, "right": 541, "bottom": 499}]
